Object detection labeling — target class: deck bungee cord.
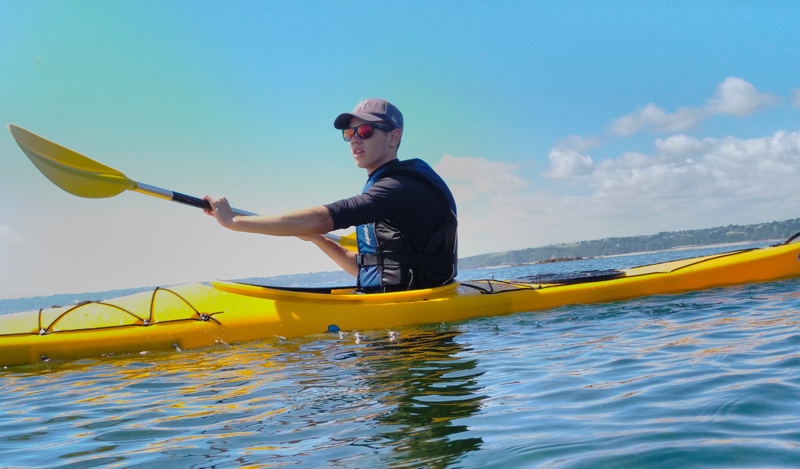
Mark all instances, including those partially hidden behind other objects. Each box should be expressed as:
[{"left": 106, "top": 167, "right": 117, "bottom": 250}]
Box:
[{"left": 1, "top": 287, "right": 224, "bottom": 338}]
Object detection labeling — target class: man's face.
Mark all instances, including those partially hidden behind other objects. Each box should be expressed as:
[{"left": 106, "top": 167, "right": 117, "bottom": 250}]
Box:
[{"left": 348, "top": 116, "right": 399, "bottom": 173}]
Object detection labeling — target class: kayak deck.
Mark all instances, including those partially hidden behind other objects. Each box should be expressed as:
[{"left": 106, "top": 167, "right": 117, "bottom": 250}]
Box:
[{"left": 2, "top": 242, "right": 799, "bottom": 367}]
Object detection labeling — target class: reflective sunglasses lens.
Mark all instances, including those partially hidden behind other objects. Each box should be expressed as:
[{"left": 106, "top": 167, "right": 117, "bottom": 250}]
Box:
[
  {"left": 357, "top": 125, "right": 374, "bottom": 139},
  {"left": 343, "top": 128, "right": 355, "bottom": 141}
]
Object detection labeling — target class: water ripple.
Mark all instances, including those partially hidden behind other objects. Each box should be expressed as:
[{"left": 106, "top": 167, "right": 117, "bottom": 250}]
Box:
[{"left": 2, "top": 252, "right": 800, "bottom": 467}]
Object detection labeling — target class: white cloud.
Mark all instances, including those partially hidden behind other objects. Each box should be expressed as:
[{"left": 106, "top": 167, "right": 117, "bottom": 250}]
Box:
[
  {"left": 607, "top": 103, "right": 705, "bottom": 137},
  {"left": 434, "top": 155, "right": 528, "bottom": 201},
  {"left": 654, "top": 135, "right": 713, "bottom": 159},
  {"left": 607, "top": 77, "right": 780, "bottom": 137},
  {"left": 706, "top": 77, "right": 781, "bottom": 116},
  {"left": 468, "top": 77, "right": 794, "bottom": 255},
  {"left": 544, "top": 147, "right": 594, "bottom": 179},
  {"left": 587, "top": 130, "right": 800, "bottom": 201},
  {"left": 542, "top": 135, "right": 602, "bottom": 179},
  {"left": 454, "top": 130, "right": 800, "bottom": 256}
]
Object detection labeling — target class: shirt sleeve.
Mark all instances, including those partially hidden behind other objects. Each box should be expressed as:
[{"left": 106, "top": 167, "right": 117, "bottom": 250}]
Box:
[{"left": 324, "top": 175, "right": 445, "bottom": 232}]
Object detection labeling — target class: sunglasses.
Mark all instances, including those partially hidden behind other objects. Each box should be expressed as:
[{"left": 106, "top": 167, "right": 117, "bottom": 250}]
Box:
[{"left": 342, "top": 123, "right": 394, "bottom": 142}]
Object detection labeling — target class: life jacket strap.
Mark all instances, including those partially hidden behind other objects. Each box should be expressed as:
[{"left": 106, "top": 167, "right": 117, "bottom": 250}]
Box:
[{"left": 356, "top": 252, "right": 457, "bottom": 267}]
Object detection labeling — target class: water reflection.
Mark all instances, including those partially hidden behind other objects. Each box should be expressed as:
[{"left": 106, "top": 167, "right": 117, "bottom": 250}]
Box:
[
  {"left": 362, "top": 330, "right": 484, "bottom": 467},
  {"left": 0, "top": 328, "right": 485, "bottom": 468}
]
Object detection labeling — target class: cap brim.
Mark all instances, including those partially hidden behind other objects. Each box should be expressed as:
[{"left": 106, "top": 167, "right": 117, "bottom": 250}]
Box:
[{"left": 333, "top": 112, "right": 386, "bottom": 129}]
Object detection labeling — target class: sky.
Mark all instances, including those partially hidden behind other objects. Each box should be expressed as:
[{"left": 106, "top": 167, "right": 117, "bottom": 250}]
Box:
[{"left": 2, "top": 1, "right": 800, "bottom": 298}]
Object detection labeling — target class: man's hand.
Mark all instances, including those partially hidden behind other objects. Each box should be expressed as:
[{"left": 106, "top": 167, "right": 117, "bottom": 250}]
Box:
[{"left": 202, "top": 195, "right": 237, "bottom": 228}]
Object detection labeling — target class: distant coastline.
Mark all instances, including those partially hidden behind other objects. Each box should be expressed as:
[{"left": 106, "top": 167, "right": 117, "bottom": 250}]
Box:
[
  {"left": 458, "top": 218, "right": 800, "bottom": 270},
  {"left": 602, "top": 239, "right": 782, "bottom": 258},
  {"left": 471, "top": 239, "right": 781, "bottom": 271}
]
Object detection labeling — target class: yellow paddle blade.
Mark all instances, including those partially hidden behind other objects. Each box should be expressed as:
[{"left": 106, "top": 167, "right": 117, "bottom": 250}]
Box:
[
  {"left": 8, "top": 124, "right": 135, "bottom": 198},
  {"left": 325, "top": 231, "right": 358, "bottom": 252},
  {"left": 339, "top": 231, "right": 357, "bottom": 251}
]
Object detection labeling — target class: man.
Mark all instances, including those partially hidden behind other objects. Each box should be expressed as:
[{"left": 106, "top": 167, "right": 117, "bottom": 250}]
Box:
[{"left": 204, "top": 98, "right": 457, "bottom": 292}]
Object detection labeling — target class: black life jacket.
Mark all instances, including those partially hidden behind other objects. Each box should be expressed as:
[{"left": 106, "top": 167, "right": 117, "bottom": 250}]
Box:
[{"left": 356, "top": 159, "right": 458, "bottom": 292}]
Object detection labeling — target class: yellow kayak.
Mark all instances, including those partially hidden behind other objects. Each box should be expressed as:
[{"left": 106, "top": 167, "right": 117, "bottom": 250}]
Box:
[{"left": 2, "top": 242, "right": 800, "bottom": 367}]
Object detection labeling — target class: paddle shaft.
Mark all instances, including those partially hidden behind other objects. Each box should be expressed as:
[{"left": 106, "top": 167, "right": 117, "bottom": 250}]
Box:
[
  {"left": 134, "top": 182, "right": 353, "bottom": 246},
  {"left": 134, "top": 182, "right": 255, "bottom": 216}
]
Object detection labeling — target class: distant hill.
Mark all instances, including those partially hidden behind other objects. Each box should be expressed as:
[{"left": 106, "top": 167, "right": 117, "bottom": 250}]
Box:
[{"left": 458, "top": 218, "right": 800, "bottom": 270}]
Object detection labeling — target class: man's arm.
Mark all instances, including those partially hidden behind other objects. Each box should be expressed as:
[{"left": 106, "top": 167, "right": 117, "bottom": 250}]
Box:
[
  {"left": 297, "top": 234, "right": 358, "bottom": 276},
  {"left": 203, "top": 196, "right": 333, "bottom": 235},
  {"left": 204, "top": 195, "right": 356, "bottom": 276}
]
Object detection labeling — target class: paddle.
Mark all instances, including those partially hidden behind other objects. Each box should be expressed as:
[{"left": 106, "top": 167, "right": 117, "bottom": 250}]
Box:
[{"left": 8, "top": 124, "right": 358, "bottom": 251}]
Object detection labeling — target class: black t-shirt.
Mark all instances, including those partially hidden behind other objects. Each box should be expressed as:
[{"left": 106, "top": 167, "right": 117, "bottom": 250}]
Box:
[{"left": 324, "top": 162, "right": 448, "bottom": 238}]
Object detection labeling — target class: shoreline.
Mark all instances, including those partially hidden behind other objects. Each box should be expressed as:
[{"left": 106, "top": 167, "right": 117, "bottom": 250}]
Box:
[
  {"left": 600, "top": 239, "right": 781, "bottom": 258},
  {"left": 465, "top": 239, "right": 782, "bottom": 270}
]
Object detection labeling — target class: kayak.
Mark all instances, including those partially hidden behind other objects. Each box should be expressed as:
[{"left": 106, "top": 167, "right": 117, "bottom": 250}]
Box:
[{"left": 2, "top": 241, "right": 800, "bottom": 367}]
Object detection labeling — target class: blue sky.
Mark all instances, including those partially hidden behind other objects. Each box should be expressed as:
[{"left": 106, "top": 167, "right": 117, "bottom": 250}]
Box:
[{"left": 2, "top": 1, "right": 800, "bottom": 297}]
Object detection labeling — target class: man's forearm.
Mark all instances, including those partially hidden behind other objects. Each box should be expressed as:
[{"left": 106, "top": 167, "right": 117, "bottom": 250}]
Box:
[
  {"left": 227, "top": 206, "right": 334, "bottom": 236},
  {"left": 306, "top": 235, "right": 358, "bottom": 276}
]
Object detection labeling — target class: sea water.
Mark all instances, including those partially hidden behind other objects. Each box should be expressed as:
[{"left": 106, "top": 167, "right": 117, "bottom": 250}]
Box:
[{"left": 1, "top": 243, "right": 799, "bottom": 468}]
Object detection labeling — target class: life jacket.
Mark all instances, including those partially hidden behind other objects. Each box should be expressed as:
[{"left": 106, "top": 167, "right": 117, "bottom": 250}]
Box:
[{"left": 356, "top": 159, "right": 458, "bottom": 292}]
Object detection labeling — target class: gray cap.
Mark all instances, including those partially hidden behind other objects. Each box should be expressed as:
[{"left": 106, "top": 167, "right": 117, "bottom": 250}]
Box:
[{"left": 333, "top": 98, "right": 404, "bottom": 130}]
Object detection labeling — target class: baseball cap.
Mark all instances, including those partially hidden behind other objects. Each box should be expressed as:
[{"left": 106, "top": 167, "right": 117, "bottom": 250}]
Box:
[{"left": 333, "top": 98, "right": 404, "bottom": 130}]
